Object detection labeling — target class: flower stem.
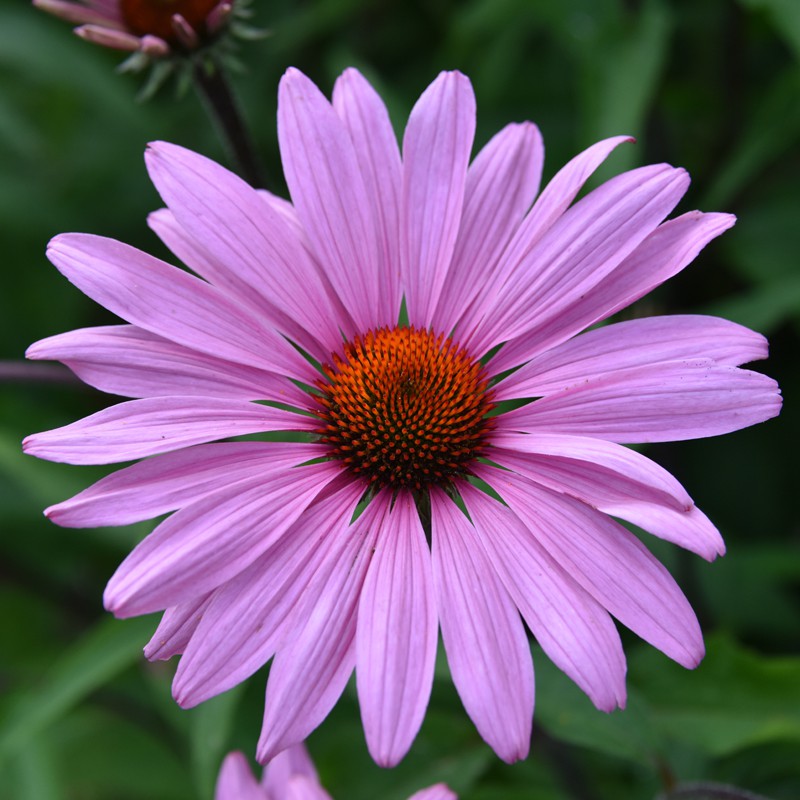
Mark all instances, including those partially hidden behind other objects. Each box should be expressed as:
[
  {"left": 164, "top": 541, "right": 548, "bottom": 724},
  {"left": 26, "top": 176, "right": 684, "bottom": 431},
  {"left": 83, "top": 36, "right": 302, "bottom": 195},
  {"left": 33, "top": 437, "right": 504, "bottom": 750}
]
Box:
[
  {"left": 192, "top": 57, "right": 266, "bottom": 188},
  {"left": 0, "top": 361, "right": 80, "bottom": 385}
]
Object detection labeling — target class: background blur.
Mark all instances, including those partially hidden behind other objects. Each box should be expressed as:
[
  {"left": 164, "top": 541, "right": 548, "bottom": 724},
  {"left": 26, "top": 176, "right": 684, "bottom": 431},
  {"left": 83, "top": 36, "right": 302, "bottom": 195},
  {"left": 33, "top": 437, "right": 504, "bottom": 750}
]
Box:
[{"left": 1, "top": 1, "right": 798, "bottom": 798}]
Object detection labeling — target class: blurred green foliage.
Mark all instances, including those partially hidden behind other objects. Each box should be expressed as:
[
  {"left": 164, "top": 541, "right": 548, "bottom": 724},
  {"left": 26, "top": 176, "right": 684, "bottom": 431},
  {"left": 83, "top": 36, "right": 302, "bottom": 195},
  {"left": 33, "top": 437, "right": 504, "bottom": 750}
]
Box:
[{"left": 1, "top": 0, "right": 798, "bottom": 798}]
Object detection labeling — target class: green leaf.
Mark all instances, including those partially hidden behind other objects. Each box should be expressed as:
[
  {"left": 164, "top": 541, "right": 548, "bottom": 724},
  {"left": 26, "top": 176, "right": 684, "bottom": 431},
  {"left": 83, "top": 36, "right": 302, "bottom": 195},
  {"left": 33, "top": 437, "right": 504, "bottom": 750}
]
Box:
[
  {"left": 188, "top": 687, "right": 245, "bottom": 800},
  {"left": 702, "top": 273, "right": 800, "bottom": 335},
  {"left": 630, "top": 633, "right": 800, "bottom": 757},
  {"left": 531, "top": 644, "right": 662, "bottom": 763},
  {"left": 737, "top": 0, "right": 800, "bottom": 62},
  {"left": 700, "top": 69, "right": 800, "bottom": 209},
  {"left": 0, "top": 615, "right": 156, "bottom": 761},
  {"left": 580, "top": 0, "right": 673, "bottom": 149}
]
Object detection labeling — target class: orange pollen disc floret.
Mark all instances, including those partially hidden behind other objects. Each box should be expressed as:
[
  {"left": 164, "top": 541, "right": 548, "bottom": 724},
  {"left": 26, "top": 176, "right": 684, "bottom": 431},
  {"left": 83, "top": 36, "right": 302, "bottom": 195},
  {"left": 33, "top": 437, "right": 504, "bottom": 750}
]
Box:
[
  {"left": 315, "top": 326, "right": 495, "bottom": 490},
  {"left": 120, "top": 0, "right": 219, "bottom": 41}
]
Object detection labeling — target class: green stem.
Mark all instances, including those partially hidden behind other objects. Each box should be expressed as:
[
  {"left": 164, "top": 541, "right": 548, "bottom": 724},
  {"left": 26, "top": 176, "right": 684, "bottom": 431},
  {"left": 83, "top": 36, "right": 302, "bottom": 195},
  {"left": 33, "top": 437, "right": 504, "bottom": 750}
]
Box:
[{"left": 192, "top": 57, "right": 266, "bottom": 188}]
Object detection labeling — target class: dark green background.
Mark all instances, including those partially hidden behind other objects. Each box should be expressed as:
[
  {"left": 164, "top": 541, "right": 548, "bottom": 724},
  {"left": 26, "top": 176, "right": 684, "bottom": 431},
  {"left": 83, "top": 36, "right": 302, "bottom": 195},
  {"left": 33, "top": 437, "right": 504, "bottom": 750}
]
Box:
[{"left": 1, "top": 1, "right": 798, "bottom": 798}]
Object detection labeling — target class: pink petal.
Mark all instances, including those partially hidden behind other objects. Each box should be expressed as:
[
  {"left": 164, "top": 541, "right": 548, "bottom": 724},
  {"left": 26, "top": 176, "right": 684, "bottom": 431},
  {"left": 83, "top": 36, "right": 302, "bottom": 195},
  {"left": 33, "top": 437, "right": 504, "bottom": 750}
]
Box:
[
  {"left": 462, "top": 480, "right": 627, "bottom": 712},
  {"left": 285, "top": 776, "right": 332, "bottom": 800},
  {"left": 401, "top": 71, "right": 476, "bottom": 328},
  {"left": 144, "top": 593, "right": 213, "bottom": 660},
  {"left": 45, "top": 233, "right": 310, "bottom": 382},
  {"left": 214, "top": 752, "right": 265, "bottom": 800},
  {"left": 485, "top": 468, "right": 704, "bottom": 667},
  {"left": 408, "top": 787, "right": 458, "bottom": 800},
  {"left": 23, "top": 397, "right": 315, "bottom": 465},
  {"left": 430, "top": 488, "right": 533, "bottom": 763},
  {"left": 149, "top": 203, "right": 350, "bottom": 361},
  {"left": 495, "top": 315, "right": 767, "bottom": 400},
  {"left": 262, "top": 743, "right": 320, "bottom": 796},
  {"left": 256, "top": 492, "right": 385, "bottom": 763},
  {"left": 434, "top": 121, "right": 544, "bottom": 336},
  {"left": 27, "top": 325, "right": 308, "bottom": 405},
  {"left": 103, "top": 461, "right": 341, "bottom": 617},
  {"left": 45, "top": 441, "right": 319, "bottom": 527},
  {"left": 500, "top": 360, "right": 782, "bottom": 443},
  {"left": 490, "top": 432, "right": 725, "bottom": 559},
  {"left": 32, "top": 0, "right": 120, "bottom": 26},
  {"left": 145, "top": 143, "right": 348, "bottom": 356},
  {"left": 488, "top": 211, "right": 736, "bottom": 374},
  {"left": 278, "top": 68, "right": 382, "bottom": 331},
  {"left": 466, "top": 163, "right": 689, "bottom": 355},
  {"left": 356, "top": 492, "right": 439, "bottom": 766},
  {"left": 455, "top": 135, "right": 632, "bottom": 340},
  {"left": 173, "top": 480, "right": 363, "bottom": 707},
  {"left": 333, "top": 68, "right": 403, "bottom": 324}
]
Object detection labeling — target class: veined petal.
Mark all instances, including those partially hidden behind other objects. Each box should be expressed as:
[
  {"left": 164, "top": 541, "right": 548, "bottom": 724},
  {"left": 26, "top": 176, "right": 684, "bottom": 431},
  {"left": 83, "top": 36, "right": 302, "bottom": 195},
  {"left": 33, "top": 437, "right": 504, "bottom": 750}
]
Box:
[
  {"left": 23, "top": 397, "right": 315, "bottom": 465},
  {"left": 257, "top": 492, "right": 385, "bottom": 763},
  {"left": 45, "top": 233, "right": 309, "bottom": 381},
  {"left": 489, "top": 211, "right": 736, "bottom": 374},
  {"left": 435, "top": 121, "right": 544, "bottom": 336},
  {"left": 490, "top": 433, "right": 725, "bottom": 559},
  {"left": 357, "top": 492, "right": 438, "bottom": 767},
  {"left": 145, "top": 143, "right": 348, "bottom": 355},
  {"left": 485, "top": 467, "right": 704, "bottom": 667},
  {"left": 147, "top": 207, "right": 333, "bottom": 362},
  {"left": 278, "top": 68, "right": 382, "bottom": 331},
  {"left": 45, "top": 441, "right": 319, "bottom": 527},
  {"left": 144, "top": 593, "right": 213, "bottom": 661},
  {"left": 401, "top": 71, "right": 476, "bottom": 327},
  {"left": 431, "top": 488, "right": 533, "bottom": 763},
  {"left": 104, "top": 461, "right": 340, "bottom": 617},
  {"left": 173, "top": 480, "right": 364, "bottom": 707},
  {"left": 462, "top": 480, "right": 627, "bottom": 711},
  {"left": 333, "top": 68, "right": 403, "bottom": 324},
  {"left": 26, "top": 325, "right": 308, "bottom": 405},
  {"left": 492, "top": 432, "right": 691, "bottom": 508},
  {"left": 456, "top": 135, "right": 632, "bottom": 340},
  {"left": 495, "top": 315, "right": 767, "bottom": 399},
  {"left": 501, "top": 360, "right": 782, "bottom": 443},
  {"left": 467, "top": 164, "right": 690, "bottom": 356}
]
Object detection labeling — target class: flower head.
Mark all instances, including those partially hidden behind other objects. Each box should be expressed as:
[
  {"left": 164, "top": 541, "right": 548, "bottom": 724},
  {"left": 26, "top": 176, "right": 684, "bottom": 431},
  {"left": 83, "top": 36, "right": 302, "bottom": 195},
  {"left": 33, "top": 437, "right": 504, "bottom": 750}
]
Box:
[
  {"left": 24, "top": 67, "right": 781, "bottom": 767},
  {"left": 215, "top": 745, "right": 455, "bottom": 800},
  {"left": 33, "top": 0, "right": 234, "bottom": 57}
]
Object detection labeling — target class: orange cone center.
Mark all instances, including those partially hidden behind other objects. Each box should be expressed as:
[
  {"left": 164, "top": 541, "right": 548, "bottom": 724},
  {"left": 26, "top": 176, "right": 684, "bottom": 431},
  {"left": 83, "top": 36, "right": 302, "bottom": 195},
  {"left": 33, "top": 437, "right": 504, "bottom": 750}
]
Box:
[{"left": 316, "top": 327, "right": 494, "bottom": 490}]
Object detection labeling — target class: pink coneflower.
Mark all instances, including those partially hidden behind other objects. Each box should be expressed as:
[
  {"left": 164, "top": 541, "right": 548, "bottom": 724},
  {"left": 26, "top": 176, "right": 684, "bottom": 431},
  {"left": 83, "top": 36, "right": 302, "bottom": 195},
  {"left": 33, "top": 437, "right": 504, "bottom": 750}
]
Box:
[
  {"left": 25, "top": 67, "right": 780, "bottom": 767},
  {"left": 215, "top": 745, "right": 455, "bottom": 800},
  {"left": 32, "top": 0, "right": 232, "bottom": 56}
]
